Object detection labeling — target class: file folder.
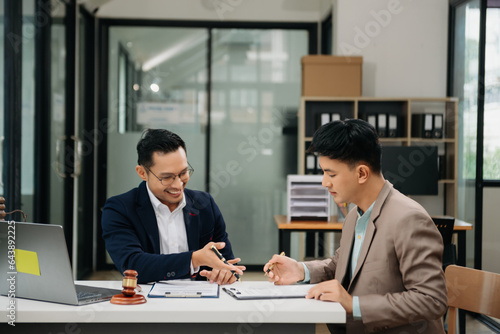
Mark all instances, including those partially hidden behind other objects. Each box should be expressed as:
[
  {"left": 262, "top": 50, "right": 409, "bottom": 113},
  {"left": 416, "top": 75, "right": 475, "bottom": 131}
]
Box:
[
  {"left": 305, "top": 154, "right": 316, "bottom": 174},
  {"left": 331, "top": 113, "right": 341, "bottom": 122},
  {"left": 223, "top": 283, "right": 314, "bottom": 300},
  {"left": 433, "top": 114, "right": 443, "bottom": 138},
  {"left": 388, "top": 114, "right": 399, "bottom": 137},
  {"left": 320, "top": 113, "right": 330, "bottom": 126},
  {"left": 367, "top": 114, "right": 377, "bottom": 129},
  {"left": 412, "top": 114, "right": 433, "bottom": 138},
  {"left": 148, "top": 280, "right": 219, "bottom": 298},
  {"left": 377, "top": 113, "right": 387, "bottom": 137}
]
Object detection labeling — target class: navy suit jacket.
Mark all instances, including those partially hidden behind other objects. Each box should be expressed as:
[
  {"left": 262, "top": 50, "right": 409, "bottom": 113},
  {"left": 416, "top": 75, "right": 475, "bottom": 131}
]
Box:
[{"left": 101, "top": 181, "right": 234, "bottom": 283}]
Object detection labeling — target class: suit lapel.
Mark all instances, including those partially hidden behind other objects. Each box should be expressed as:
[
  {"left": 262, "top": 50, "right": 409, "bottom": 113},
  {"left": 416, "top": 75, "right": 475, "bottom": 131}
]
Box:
[
  {"left": 349, "top": 220, "right": 376, "bottom": 288},
  {"left": 183, "top": 190, "right": 200, "bottom": 251},
  {"left": 347, "top": 181, "right": 393, "bottom": 290},
  {"left": 336, "top": 214, "right": 356, "bottom": 286},
  {"left": 136, "top": 181, "right": 161, "bottom": 254}
]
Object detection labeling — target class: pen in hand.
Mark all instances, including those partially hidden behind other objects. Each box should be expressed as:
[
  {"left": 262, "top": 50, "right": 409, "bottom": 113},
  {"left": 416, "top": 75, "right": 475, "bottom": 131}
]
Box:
[
  {"left": 265, "top": 251, "right": 286, "bottom": 276},
  {"left": 210, "top": 245, "right": 240, "bottom": 281}
]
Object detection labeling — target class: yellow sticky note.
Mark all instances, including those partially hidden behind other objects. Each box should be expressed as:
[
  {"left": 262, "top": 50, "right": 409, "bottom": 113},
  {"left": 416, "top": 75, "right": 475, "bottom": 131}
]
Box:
[{"left": 14, "top": 249, "right": 41, "bottom": 276}]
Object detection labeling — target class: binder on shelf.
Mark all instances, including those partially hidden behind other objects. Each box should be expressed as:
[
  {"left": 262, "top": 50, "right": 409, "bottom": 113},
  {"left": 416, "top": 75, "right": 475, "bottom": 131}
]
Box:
[
  {"left": 377, "top": 113, "right": 387, "bottom": 137},
  {"left": 387, "top": 114, "right": 399, "bottom": 137},
  {"left": 320, "top": 113, "right": 330, "bottom": 126},
  {"left": 412, "top": 114, "right": 433, "bottom": 138},
  {"left": 331, "top": 113, "right": 341, "bottom": 122},
  {"left": 433, "top": 114, "right": 443, "bottom": 138},
  {"left": 305, "top": 154, "right": 316, "bottom": 174},
  {"left": 367, "top": 114, "right": 377, "bottom": 129}
]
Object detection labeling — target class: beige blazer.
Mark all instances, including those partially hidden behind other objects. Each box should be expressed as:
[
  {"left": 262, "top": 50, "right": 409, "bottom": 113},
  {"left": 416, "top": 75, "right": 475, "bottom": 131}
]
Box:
[{"left": 306, "top": 181, "right": 447, "bottom": 334}]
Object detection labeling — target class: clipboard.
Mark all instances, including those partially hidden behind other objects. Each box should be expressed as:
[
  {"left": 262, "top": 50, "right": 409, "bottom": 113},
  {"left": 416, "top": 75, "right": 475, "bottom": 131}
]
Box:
[
  {"left": 223, "top": 283, "right": 314, "bottom": 300},
  {"left": 148, "top": 280, "right": 219, "bottom": 298}
]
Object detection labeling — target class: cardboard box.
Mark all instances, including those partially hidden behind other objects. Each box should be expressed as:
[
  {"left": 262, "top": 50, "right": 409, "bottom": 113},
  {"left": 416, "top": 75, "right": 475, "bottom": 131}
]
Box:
[{"left": 301, "top": 55, "right": 362, "bottom": 96}]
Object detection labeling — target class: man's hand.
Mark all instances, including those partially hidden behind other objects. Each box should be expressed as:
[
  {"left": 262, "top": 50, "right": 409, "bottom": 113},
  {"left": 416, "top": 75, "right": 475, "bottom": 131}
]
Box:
[
  {"left": 192, "top": 242, "right": 245, "bottom": 276},
  {"left": 199, "top": 259, "right": 244, "bottom": 285},
  {"left": 306, "top": 279, "right": 353, "bottom": 313},
  {"left": 263, "top": 254, "right": 305, "bottom": 285}
]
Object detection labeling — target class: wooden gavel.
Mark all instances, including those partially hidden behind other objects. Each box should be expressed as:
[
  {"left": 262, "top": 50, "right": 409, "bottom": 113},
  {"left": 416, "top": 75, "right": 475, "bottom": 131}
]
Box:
[
  {"left": 0, "top": 197, "right": 6, "bottom": 221},
  {"left": 110, "top": 269, "right": 147, "bottom": 305}
]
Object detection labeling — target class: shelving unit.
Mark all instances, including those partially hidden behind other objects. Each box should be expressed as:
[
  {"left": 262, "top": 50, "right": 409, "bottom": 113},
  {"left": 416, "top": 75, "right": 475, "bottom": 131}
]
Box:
[
  {"left": 298, "top": 96, "right": 459, "bottom": 217},
  {"left": 287, "top": 175, "right": 331, "bottom": 223}
]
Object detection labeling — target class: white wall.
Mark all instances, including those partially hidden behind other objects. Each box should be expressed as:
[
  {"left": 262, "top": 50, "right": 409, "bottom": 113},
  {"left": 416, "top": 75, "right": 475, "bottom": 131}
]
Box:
[
  {"left": 332, "top": 0, "right": 448, "bottom": 97},
  {"left": 95, "top": 0, "right": 323, "bottom": 22}
]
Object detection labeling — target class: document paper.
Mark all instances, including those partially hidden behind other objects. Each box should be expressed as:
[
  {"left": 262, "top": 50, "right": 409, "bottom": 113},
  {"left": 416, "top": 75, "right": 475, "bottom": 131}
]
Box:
[
  {"left": 223, "top": 283, "right": 315, "bottom": 300},
  {"left": 148, "top": 280, "right": 219, "bottom": 298}
]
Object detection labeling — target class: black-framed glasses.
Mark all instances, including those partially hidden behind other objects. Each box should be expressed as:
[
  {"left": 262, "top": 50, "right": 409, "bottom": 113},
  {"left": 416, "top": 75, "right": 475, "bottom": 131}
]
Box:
[{"left": 143, "top": 163, "right": 194, "bottom": 186}]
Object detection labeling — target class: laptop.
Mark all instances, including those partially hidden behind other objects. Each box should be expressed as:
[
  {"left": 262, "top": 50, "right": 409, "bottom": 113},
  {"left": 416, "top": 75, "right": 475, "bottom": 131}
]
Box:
[{"left": 0, "top": 221, "right": 121, "bottom": 305}]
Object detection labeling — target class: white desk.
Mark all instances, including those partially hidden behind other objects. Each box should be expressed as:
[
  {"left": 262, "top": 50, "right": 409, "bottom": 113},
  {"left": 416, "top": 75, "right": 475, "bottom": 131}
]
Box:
[{"left": 1, "top": 280, "right": 345, "bottom": 333}]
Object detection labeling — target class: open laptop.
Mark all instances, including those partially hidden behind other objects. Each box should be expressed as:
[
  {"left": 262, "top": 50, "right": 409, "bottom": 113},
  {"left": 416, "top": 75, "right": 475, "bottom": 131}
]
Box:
[{"left": 0, "top": 221, "right": 121, "bottom": 305}]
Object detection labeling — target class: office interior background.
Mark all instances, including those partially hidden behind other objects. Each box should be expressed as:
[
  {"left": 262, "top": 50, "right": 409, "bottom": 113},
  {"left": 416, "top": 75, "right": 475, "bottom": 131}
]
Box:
[{"left": 1, "top": 0, "right": 499, "bottom": 297}]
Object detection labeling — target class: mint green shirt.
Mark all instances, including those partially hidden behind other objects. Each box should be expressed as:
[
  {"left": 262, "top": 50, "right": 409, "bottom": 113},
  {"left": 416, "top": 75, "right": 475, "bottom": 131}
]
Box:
[
  {"left": 351, "top": 202, "right": 375, "bottom": 319},
  {"left": 301, "top": 202, "right": 375, "bottom": 320}
]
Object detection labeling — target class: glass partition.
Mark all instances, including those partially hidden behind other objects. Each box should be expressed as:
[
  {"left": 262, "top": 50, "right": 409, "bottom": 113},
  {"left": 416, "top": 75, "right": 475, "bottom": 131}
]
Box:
[
  {"left": 107, "top": 27, "right": 208, "bottom": 196},
  {"left": 0, "top": 0, "right": 4, "bottom": 196},
  {"left": 210, "top": 28, "right": 308, "bottom": 264},
  {"left": 21, "top": 0, "right": 36, "bottom": 219},
  {"left": 483, "top": 7, "right": 500, "bottom": 180},
  {"left": 453, "top": 0, "right": 480, "bottom": 267}
]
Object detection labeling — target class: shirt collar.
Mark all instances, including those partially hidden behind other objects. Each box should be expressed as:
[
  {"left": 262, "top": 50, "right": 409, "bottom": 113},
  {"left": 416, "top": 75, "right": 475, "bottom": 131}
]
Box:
[
  {"left": 146, "top": 182, "right": 186, "bottom": 213},
  {"left": 357, "top": 201, "right": 376, "bottom": 219}
]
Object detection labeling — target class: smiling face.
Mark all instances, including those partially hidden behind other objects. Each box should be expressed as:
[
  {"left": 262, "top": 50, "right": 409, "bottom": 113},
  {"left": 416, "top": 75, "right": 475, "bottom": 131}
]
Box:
[
  {"left": 319, "top": 155, "right": 362, "bottom": 205},
  {"left": 136, "top": 148, "right": 189, "bottom": 212}
]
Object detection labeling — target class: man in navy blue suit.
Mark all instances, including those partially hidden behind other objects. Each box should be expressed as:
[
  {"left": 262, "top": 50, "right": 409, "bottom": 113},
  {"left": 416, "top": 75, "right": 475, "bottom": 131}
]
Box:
[{"left": 102, "top": 129, "right": 244, "bottom": 284}]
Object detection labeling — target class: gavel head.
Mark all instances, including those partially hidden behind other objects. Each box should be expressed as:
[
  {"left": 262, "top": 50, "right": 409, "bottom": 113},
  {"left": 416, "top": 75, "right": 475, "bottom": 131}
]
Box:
[
  {"left": 0, "top": 197, "right": 5, "bottom": 221},
  {"left": 121, "top": 269, "right": 139, "bottom": 297}
]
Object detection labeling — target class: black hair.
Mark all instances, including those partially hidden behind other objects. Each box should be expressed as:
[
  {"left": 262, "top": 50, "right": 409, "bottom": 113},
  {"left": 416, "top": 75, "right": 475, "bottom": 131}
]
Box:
[
  {"left": 137, "top": 129, "right": 187, "bottom": 168},
  {"left": 307, "top": 119, "right": 381, "bottom": 173}
]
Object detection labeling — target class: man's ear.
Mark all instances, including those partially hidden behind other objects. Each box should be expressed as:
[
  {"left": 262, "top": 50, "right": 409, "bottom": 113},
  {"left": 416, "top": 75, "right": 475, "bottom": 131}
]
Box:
[
  {"left": 136, "top": 165, "right": 147, "bottom": 181},
  {"left": 357, "top": 164, "right": 370, "bottom": 184}
]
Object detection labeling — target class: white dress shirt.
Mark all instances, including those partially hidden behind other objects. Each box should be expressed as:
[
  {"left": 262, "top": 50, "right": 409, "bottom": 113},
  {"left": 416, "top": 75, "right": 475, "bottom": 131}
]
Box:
[{"left": 146, "top": 183, "right": 197, "bottom": 274}]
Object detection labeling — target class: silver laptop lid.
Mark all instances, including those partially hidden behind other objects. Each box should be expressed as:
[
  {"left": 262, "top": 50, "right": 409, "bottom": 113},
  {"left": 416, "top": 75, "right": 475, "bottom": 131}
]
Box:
[{"left": 0, "top": 221, "right": 80, "bottom": 305}]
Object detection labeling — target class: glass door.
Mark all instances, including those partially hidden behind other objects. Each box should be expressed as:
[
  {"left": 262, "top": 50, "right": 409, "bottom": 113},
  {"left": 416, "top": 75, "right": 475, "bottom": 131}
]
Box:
[
  {"left": 452, "top": 0, "right": 480, "bottom": 267},
  {"left": 49, "top": 1, "right": 95, "bottom": 279},
  {"left": 210, "top": 28, "right": 308, "bottom": 264},
  {"left": 103, "top": 26, "right": 209, "bottom": 267}
]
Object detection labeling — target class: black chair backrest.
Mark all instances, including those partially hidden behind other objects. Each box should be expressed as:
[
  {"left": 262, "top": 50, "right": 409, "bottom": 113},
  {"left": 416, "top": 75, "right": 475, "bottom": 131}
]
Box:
[{"left": 432, "top": 216, "right": 455, "bottom": 245}]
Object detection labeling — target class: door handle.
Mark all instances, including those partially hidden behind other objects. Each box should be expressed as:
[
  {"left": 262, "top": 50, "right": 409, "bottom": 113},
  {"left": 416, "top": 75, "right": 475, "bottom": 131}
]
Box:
[
  {"left": 70, "top": 135, "right": 82, "bottom": 178},
  {"left": 55, "top": 135, "right": 67, "bottom": 178}
]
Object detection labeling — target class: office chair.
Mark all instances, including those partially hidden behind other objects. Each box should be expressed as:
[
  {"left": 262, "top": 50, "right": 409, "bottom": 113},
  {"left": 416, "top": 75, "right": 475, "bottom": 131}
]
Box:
[
  {"left": 445, "top": 265, "right": 500, "bottom": 334},
  {"left": 432, "top": 216, "right": 456, "bottom": 270}
]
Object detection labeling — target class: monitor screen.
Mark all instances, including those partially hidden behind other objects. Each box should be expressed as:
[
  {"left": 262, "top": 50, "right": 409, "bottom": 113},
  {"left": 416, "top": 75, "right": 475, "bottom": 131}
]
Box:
[{"left": 381, "top": 146, "right": 438, "bottom": 196}]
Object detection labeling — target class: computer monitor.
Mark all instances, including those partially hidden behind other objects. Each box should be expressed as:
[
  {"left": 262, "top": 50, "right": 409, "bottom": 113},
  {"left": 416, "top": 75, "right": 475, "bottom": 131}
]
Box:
[{"left": 381, "top": 145, "right": 438, "bottom": 196}]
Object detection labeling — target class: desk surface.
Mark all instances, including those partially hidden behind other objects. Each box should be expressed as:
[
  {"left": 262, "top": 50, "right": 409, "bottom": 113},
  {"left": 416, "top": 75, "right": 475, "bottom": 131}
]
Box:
[
  {"left": 274, "top": 214, "right": 473, "bottom": 231},
  {"left": 1, "top": 280, "right": 345, "bottom": 324}
]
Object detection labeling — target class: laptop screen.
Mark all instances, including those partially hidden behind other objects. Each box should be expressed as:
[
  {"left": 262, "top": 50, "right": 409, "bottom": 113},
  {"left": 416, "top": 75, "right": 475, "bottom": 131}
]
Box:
[{"left": 0, "top": 222, "right": 81, "bottom": 305}]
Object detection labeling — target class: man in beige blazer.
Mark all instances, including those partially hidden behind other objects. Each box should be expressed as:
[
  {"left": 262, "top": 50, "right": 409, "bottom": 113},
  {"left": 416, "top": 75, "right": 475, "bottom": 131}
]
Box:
[{"left": 264, "top": 119, "right": 447, "bottom": 333}]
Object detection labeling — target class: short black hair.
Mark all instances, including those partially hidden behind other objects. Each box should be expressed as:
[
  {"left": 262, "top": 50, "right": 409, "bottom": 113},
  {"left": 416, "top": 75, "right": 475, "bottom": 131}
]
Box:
[
  {"left": 307, "top": 119, "right": 381, "bottom": 173},
  {"left": 137, "top": 129, "right": 187, "bottom": 168}
]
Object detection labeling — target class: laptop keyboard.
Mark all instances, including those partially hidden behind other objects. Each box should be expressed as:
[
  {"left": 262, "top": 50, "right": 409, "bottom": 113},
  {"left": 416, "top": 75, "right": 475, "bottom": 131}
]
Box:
[{"left": 75, "top": 285, "right": 103, "bottom": 300}]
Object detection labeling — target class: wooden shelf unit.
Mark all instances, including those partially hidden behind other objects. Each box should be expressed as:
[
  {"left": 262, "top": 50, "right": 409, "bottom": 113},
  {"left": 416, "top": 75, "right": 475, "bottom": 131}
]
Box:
[{"left": 298, "top": 96, "right": 459, "bottom": 217}]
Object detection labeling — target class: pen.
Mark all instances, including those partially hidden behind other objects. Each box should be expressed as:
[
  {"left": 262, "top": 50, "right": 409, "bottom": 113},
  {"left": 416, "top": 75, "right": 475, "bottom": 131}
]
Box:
[
  {"left": 265, "top": 251, "right": 285, "bottom": 276},
  {"left": 210, "top": 245, "right": 240, "bottom": 281}
]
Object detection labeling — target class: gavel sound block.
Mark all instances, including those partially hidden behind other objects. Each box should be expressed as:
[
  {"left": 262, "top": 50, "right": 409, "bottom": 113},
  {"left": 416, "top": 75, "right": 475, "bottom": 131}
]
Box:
[{"left": 110, "top": 269, "right": 147, "bottom": 305}]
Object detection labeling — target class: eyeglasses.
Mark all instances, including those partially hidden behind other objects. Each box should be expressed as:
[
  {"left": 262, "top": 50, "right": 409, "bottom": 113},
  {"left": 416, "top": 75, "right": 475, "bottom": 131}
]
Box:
[{"left": 143, "top": 163, "right": 194, "bottom": 186}]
